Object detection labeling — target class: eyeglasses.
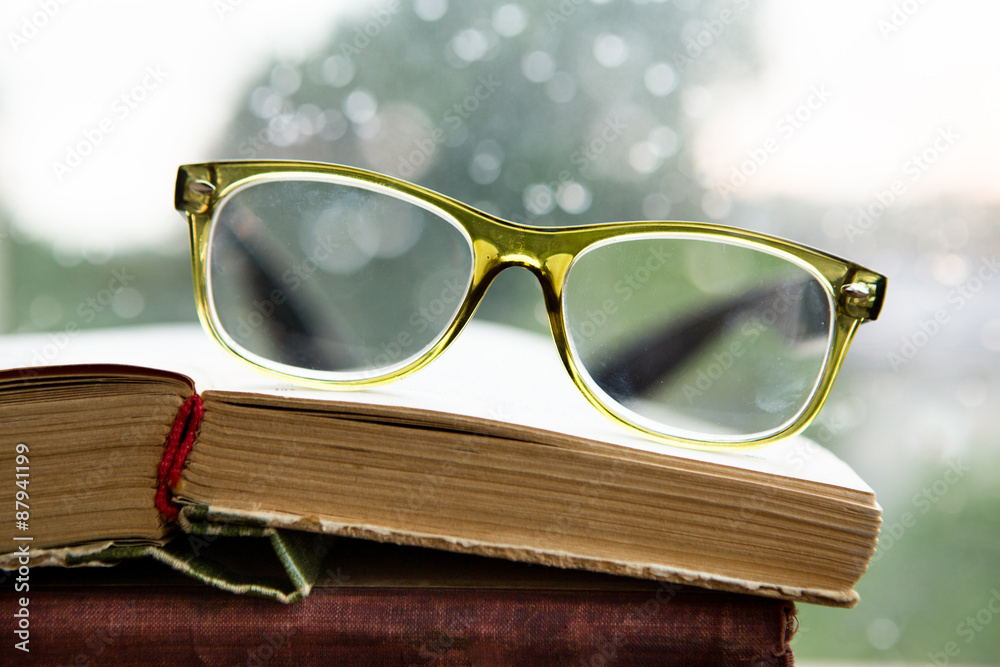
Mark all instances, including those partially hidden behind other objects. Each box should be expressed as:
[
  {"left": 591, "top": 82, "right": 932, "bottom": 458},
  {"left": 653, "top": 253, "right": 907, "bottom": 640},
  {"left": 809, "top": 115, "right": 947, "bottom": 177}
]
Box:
[{"left": 175, "top": 160, "right": 886, "bottom": 451}]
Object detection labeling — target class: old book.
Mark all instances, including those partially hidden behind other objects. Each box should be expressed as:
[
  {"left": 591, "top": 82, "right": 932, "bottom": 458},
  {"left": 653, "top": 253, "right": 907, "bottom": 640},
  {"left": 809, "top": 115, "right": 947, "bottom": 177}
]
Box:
[
  {"left": 2, "top": 537, "right": 797, "bottom": 666},
  {"left": 0, "top": 321, "right": 880, "bottom": 607}
]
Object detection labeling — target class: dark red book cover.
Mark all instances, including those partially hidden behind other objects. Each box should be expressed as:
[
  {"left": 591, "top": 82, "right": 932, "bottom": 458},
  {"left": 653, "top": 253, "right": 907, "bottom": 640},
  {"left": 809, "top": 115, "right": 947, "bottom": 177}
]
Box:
[{"left": 2, "top": 538, "right": 796, "bottom": 666}]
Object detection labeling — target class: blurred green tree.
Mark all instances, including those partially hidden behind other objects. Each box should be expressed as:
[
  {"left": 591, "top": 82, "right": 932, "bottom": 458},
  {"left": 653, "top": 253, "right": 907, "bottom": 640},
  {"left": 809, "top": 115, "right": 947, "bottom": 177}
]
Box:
[{"left": 215, "top": 0, "right": 760, "bottom": 325}]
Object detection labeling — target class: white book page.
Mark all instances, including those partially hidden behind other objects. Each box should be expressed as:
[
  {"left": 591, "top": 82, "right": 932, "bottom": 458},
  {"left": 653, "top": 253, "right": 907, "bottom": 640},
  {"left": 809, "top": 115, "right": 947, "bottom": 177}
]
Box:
[{"left": 0, "top": 321, "right": 872, "bottom": 492}]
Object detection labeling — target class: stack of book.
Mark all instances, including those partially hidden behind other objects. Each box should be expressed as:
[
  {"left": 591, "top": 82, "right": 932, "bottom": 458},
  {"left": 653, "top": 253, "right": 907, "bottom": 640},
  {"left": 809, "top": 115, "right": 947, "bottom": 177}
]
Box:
[{"left": 1, "top": 322, "right": 880, "bottom": 664}]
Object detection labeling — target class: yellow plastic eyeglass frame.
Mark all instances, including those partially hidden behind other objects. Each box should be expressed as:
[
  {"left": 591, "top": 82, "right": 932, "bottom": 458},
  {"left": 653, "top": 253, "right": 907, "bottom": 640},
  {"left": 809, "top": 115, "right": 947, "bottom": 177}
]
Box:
[{"left": 175, "top": 160, "right": 886, "bottom": 451}]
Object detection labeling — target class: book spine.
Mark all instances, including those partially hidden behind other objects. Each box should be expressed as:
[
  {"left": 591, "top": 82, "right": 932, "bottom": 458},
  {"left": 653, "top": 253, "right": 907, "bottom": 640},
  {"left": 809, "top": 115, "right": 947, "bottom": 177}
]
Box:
[
  {"left": 1, "top": 586, "right": 794, "bottom": 665},
  {"left": 154, "top": 394, "right": 204, "bottom": 522}
]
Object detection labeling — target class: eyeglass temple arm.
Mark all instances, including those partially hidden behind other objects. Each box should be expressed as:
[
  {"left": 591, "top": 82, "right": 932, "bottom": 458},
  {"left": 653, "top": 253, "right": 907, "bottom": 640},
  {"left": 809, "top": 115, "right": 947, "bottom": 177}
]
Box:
[
  {"left": 227, "top": 234, "right": 356, "bottom": 370},
  {"left": 589, "top": 279, "right": 823, "bottom": 400}
]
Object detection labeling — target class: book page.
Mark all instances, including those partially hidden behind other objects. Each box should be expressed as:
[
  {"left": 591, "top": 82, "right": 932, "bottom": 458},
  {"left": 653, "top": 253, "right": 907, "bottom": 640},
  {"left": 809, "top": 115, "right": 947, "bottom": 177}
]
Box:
[{"left": 0, "top": 321, "right": 871, "bottom": 492}]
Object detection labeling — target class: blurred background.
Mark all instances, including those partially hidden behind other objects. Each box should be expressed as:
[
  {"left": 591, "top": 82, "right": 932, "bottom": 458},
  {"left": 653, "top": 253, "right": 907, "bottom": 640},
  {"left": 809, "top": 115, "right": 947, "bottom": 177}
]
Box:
[{"left": 1, "top": 0, "right": 998, "bottom": 662}]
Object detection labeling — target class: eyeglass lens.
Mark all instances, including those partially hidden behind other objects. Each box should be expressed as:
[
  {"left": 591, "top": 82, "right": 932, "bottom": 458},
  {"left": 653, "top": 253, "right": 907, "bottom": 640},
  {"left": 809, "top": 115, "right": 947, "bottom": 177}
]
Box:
[
  {"left": 563, "top": 236, "right": 833, "bottom": 441},
  {"left": 208, "top": 177, "right": 474, "bottom": 377}
]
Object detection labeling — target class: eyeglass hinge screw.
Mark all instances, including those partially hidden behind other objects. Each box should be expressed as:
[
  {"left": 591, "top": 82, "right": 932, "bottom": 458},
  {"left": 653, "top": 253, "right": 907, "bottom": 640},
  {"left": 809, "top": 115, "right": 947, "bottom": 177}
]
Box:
[
  {"left": 188, "top": 180, "right": 215, "bottom": 195},
  {"left": 841, "top": 282, "right": 871, "bottom": 299}
]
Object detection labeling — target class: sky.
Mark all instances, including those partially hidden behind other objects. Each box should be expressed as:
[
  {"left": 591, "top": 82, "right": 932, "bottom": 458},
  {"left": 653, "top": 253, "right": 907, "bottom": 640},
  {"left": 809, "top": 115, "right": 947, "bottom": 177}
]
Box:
[
  {"left": 0, "top": 0, "right": 353, "bottom": 252},
  {"left": 697, "top": 0, "right": 1000, "bottom": 205},
  {"left": 0, "top": 0, "right": 997, "bottom": 253}
]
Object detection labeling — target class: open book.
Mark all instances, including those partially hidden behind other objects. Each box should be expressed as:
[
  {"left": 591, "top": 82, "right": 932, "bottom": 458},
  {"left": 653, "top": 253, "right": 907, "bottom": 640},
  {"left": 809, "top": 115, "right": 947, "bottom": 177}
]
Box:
[{"left": 0, "top": 321, "right": 880, "bottom": 607}]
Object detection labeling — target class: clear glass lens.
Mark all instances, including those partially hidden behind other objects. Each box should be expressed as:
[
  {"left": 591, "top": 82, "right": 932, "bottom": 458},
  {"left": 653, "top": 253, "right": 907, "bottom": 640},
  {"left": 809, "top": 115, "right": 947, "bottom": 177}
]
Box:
[
  {"left": 207, "top": 176, "right": 474, "bottom": 378},
  {"left": 563, "top": 235, "right": 834, "bottom": 441}
]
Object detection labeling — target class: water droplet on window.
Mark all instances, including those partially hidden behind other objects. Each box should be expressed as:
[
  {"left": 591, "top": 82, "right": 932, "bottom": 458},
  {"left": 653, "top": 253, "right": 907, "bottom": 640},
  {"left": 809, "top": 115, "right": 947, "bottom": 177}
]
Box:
[
  {"left": 321, "top": 55, "right": 355, "bottom": 88},
  {"left": 593, "top": 33, "right": 629, "bottom": 68},
  {"left": 414, "top": 0, "right": 448, "bottom": 22},
  {"left": 866, "top": 618, "right": 900, "bottom": 651},
  {"left": 524, "top": 184, "right": 556, "bottom": 216},
  {"left": 112, "top": 288, "right": 145, "bottom": 320},
  {"left": 295, "top": 104, "right": 324, "bottom": 137},
  {"left": 470, "top": 140, "right": 505, "bottom": 185},
  {"left": 522, "top": 51, "right": 555, "bottom": 83},
  {"left": 250, "top": 87, "right": 285, "bottom": 119},
  {"left": 644, "top": 62, "right": 677, "bottom": 96},
  {"left": 343, "top": 90, "right": 377, "bottom": 124},
  {"left": 451, "top": 28, "right": 490, "bottom": 62},
  {"left": 649, "top": 125, "right": 679, "bottom": 158},
  {"left": 320, "top": 109, "right": 348, "bottom": 141},
  {"left": 629, "top": 142, "right": 662, "bottom": 174},
  {"left": 270, "top": 64, "right": 302, "bottom": 96},
  {"left": 492, "top": 4, "right": 527, "bottom": 37},
  {"left": 557, "top": 182, "right": 592, "bottom": 214}
]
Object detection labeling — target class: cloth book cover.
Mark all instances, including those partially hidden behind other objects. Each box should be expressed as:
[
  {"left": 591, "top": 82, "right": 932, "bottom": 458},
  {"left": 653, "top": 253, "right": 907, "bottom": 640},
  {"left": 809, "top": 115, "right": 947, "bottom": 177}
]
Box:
[{"left": 3, "top": 536, "right": 798, "bottom": 666}]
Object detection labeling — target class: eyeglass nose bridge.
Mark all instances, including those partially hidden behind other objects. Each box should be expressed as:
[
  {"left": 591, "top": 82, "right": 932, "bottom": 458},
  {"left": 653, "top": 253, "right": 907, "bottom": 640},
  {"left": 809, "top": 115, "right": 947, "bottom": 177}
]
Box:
[
  {"left": 463, "top": 229, "right": 578, "bottom": 361},
  {"left": 468, "top": 221, "right": 577, "bottom": 297}
]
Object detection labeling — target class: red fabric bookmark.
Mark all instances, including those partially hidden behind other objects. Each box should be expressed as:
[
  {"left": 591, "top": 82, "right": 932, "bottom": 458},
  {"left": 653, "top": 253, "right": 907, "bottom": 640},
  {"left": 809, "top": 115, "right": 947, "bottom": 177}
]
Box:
[{"left": 154, "top": 394, "right": 204, "bottom": 522}]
